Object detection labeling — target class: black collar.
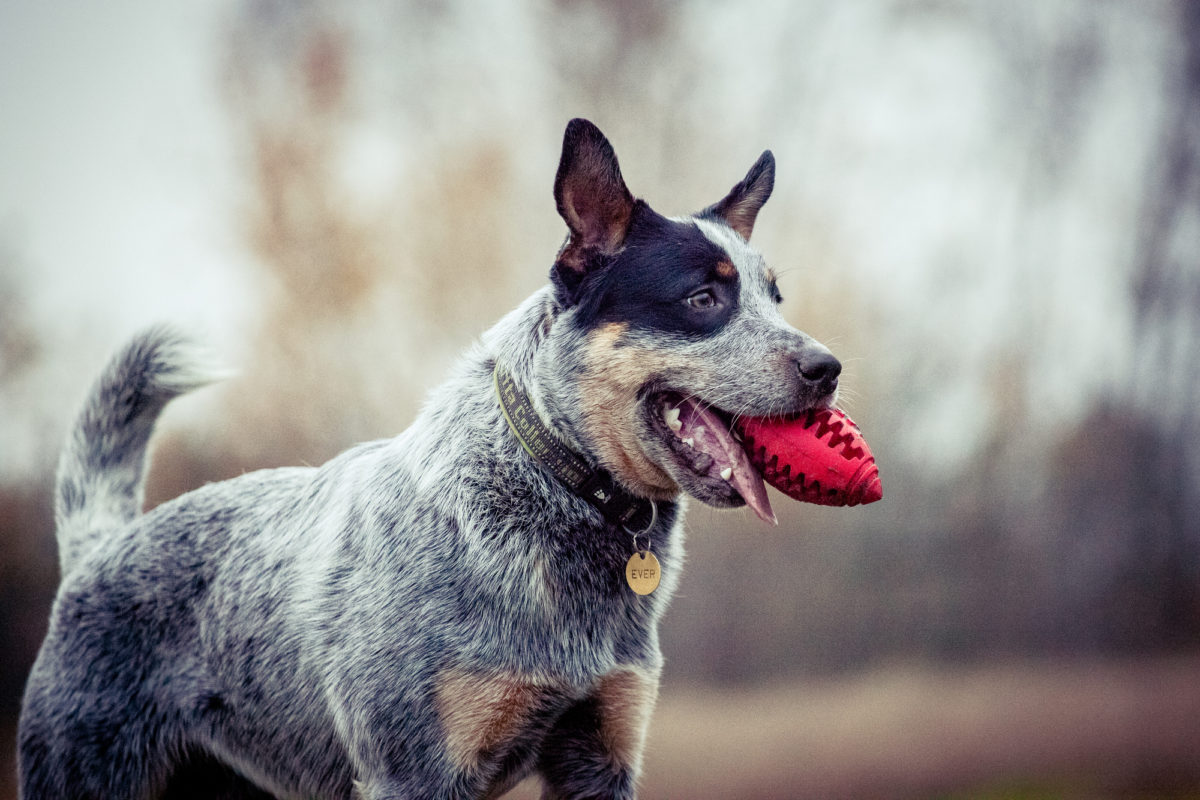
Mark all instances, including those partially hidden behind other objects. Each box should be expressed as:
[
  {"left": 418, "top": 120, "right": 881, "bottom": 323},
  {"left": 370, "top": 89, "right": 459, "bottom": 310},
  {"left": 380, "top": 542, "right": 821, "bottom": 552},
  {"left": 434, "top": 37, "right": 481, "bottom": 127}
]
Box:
[{"left": 493, "top": 364, "right": 656, "bottom": 533}]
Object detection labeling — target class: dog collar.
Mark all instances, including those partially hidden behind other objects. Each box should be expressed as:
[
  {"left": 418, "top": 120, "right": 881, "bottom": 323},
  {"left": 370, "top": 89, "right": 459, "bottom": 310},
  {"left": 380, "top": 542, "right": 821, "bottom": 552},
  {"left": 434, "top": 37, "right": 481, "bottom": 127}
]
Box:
[{"left": 493, "top": 364, "right": 656, "bottom": 533}]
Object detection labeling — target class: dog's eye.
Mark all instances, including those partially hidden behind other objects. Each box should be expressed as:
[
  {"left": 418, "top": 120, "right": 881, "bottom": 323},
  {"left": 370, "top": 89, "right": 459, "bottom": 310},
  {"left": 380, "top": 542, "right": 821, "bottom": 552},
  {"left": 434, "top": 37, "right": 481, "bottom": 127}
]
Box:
[
  {"left": 772, "top": 286, "right": 783, "bottom": 304},
  {"left": 686, "top": 290, "right": 718, "bottom": 310}
]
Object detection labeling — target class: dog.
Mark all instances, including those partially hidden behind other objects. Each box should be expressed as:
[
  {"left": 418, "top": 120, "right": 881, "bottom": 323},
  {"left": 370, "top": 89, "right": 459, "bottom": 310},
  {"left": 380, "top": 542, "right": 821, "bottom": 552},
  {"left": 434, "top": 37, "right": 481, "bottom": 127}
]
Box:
[{"left": 19, "top": 118, "right": 842, "bottom": 799}]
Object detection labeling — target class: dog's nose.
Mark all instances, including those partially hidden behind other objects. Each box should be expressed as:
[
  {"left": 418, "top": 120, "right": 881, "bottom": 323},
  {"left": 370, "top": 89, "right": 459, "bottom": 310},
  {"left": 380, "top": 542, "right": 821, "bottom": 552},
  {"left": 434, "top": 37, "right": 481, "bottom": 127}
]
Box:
[{"left": 797, "top": 351, "right": 841, "bottom": 389}]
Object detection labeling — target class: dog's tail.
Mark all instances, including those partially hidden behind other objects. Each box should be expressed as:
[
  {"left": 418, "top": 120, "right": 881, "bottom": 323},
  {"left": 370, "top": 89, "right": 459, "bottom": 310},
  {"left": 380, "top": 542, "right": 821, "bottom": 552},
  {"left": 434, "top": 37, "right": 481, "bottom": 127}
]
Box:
[{"left": 54, "top": 326, "right": 225, "bottom": 577}]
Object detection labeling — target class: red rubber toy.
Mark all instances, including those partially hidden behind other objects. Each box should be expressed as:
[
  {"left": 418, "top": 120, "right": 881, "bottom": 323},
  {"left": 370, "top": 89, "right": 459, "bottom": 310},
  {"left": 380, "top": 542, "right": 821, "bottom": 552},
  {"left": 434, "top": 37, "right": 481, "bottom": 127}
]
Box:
[{"left": 737, "top": 408, "right": 882, "bottom": 507}]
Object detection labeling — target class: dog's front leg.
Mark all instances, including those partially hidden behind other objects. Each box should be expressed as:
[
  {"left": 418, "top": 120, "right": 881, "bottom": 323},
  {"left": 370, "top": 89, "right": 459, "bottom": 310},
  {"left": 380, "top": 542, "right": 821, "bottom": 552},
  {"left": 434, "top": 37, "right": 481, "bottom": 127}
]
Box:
[{"left": 537, "top": 666, "right": 660, "bottom": 800}]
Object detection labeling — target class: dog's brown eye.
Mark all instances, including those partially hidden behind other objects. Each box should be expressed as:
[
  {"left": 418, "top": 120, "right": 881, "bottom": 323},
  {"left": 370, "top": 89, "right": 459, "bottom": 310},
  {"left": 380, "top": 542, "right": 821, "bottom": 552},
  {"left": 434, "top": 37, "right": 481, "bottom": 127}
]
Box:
[{"left": 686, "top": 290, "right": 717, "bottom": 309}]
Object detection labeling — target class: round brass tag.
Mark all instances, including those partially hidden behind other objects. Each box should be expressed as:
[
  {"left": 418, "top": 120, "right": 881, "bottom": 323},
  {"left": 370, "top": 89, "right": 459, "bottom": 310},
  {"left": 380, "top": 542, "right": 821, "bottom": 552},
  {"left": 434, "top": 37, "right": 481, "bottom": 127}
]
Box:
[{"left": 625, "top": 551, "right": 661, "bottom": 595}]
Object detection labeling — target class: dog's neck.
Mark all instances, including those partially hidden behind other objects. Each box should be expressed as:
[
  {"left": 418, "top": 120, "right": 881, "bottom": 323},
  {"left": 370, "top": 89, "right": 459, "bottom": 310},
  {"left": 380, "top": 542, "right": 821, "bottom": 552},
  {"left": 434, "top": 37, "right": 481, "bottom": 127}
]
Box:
[{"left": 493, "top": 363, "right": 656, "bottom": 533}]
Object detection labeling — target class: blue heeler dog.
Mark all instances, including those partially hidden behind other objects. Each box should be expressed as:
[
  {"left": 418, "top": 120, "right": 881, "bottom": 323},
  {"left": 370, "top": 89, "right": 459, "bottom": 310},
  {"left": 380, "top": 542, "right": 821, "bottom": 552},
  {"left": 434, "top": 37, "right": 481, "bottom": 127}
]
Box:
[{"left": 19, "top": 119, "right": 842, "bottom": 799}]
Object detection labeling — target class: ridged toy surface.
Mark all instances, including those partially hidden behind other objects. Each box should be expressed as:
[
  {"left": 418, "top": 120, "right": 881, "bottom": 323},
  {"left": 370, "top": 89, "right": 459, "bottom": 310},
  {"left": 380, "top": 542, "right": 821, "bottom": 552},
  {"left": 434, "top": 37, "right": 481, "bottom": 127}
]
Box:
[{"left": 737, "top": 408, "right": 882, "bottom": 507}]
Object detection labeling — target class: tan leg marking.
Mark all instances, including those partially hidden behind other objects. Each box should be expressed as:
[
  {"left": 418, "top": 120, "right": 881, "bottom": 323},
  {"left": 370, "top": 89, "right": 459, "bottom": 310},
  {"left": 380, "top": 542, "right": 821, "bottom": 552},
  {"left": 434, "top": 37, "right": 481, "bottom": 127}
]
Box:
[
  {"left": 593, "top": 667, "right": 661, "bottom": 772},
  {"left": 436, "top": 669, "right": 561, "bottom": 771}
]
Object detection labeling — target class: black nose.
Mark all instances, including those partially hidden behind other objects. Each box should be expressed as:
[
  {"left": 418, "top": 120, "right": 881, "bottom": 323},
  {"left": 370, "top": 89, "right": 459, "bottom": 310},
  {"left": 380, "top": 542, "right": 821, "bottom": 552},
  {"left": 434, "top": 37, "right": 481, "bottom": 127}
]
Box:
[{"left": 797, "top": 351, "right": 841, "bottom": 388}]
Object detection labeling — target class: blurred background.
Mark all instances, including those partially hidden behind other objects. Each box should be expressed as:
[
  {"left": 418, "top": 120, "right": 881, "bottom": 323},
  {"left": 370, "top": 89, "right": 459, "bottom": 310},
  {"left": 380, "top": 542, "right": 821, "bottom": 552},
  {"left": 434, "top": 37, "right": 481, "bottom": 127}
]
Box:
[{"left": 2, "top": 0, "right": 1199, "bottom": 797}]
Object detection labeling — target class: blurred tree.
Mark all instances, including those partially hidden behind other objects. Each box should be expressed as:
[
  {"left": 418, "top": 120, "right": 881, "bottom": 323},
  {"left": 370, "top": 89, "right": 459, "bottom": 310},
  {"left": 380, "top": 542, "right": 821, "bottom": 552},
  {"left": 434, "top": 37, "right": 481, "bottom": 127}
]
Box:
[
  {"left": 0, "top": 252, "right": 57, "bottom": 721},
  {"left": 1133, "top": 1, "right": 1200, "bottom": 460},
  {"left": 1121, "top": 0, "right": 1200, "bottom": 641}
]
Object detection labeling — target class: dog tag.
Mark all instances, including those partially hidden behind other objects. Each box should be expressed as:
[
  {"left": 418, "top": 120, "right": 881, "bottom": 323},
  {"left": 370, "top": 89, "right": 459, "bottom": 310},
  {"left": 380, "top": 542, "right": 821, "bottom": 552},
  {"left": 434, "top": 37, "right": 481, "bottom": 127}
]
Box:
[{"left": 625, "top": 551, "right": 661, "bottom": 595}]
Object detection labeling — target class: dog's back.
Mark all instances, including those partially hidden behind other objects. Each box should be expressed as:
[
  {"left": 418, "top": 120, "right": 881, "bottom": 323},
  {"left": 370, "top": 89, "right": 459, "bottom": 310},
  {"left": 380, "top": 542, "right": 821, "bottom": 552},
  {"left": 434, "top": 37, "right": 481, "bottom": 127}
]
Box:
[{"left": 25, "top": 328, "right": 358, "bottom": 796}]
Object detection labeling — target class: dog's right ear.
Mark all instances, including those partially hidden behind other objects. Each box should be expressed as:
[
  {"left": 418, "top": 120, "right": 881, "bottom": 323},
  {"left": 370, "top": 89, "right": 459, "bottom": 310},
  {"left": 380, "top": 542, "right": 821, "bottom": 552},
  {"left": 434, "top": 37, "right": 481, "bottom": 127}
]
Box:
[{"left": 552, "top": 119, "right": 635, "bottom": 298}]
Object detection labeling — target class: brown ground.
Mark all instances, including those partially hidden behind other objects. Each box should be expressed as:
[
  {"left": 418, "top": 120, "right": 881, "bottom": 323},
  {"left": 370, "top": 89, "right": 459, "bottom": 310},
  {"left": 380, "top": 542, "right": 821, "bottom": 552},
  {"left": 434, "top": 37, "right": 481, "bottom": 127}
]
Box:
[
  {"left": 515, "top": 656, "right": 1200, "bottom": 799},
  {"left": 4, "top": 657, "right": 1199, "bottom": 799}
]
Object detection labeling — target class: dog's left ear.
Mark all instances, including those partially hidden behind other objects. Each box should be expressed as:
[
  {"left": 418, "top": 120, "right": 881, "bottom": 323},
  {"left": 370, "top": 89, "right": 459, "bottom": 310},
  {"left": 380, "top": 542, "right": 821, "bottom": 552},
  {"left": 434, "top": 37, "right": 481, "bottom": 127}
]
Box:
[
  {"left": 700, "top": 150, "right": 775, "bottom": 241},
  {"left": 553, "top": 119, "right": 635, "bottom": 296}
]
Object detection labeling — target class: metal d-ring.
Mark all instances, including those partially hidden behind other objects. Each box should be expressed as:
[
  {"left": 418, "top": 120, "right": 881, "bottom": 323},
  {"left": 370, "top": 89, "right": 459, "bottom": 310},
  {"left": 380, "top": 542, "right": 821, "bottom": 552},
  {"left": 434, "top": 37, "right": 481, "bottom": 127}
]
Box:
[{"left": 623, "top": 500, "right": 658, "bottom": 552}]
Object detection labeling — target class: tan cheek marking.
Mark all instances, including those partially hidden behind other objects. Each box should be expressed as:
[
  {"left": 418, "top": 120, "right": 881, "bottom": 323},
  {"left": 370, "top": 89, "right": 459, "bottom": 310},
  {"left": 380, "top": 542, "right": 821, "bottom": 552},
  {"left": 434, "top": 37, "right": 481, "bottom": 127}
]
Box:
[
  {"left": 577, "top": 323, "right": 691, "bottom": 498},
  {"left": 436, "top": 670, "right": 561, "bottom": 770},
  {"left": 593, "top": 667, "right": 661, "bottom": 772}
]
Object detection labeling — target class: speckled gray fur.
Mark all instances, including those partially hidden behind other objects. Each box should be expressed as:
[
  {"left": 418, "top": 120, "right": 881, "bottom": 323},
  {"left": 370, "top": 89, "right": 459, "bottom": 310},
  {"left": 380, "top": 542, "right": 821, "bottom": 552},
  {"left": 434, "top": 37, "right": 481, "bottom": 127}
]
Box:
[{"left": 18, "top": 120, "right": 839, "bottom": 800}]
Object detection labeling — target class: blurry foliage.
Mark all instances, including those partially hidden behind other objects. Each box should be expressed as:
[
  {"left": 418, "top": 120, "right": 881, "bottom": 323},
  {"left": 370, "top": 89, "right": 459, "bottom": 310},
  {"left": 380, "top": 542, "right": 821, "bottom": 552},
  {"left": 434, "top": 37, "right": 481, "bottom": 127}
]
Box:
[
  {"left": 0, "top": 253, "right": 38, "bottom": 385},
  {"left": 3, "top": 0, "right": 1199, "bottom": 734},
  {"left": 0, "top": 256, "right": 57, "bottom": 719},
  {"left": 3, "top": 2, "right": 1199, "bottom": 796}
]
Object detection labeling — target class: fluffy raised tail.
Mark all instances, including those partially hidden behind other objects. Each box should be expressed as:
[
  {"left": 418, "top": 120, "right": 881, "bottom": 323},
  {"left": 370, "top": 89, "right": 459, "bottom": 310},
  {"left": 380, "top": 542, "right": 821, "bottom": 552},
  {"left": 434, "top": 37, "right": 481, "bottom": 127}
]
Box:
[{"left": 54, "top": 326, "right": 225, "bottom": 577}]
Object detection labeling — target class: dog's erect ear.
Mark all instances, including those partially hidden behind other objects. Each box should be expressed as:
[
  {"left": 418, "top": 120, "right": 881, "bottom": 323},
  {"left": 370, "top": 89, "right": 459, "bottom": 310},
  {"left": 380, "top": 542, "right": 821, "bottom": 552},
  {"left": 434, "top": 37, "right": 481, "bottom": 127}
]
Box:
[
  {"left": 553, "top": 119, "right": 635, "bottom": 293},
  {"left": 700, "top": 150, "right": 775, "bottom": 241}
]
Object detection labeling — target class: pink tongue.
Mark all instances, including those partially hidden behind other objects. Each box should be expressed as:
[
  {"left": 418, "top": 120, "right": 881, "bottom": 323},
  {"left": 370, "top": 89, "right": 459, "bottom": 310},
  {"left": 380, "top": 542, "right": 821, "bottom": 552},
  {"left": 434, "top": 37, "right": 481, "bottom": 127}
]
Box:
[{"left": 677, "top": 398, "right": 777, "bottom": 525}]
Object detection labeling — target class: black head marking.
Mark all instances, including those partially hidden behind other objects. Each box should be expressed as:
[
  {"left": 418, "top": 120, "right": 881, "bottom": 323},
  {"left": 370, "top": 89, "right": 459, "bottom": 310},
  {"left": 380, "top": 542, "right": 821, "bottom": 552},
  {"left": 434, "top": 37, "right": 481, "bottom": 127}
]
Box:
[{"left": 574, "top": 204, "right": 739, "bottom": 337}]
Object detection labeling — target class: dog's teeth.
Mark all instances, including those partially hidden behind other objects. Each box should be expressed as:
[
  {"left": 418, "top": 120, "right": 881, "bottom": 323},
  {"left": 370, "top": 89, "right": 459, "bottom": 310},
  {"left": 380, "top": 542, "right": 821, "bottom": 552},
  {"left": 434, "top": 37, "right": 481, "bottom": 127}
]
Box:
[
  {"left": 665, "top": 407, "right": 682, "bottom": 432},
  {"left": 720, "top": 466, "right": 733, "bottom": 481},
  {"left": 683, "top": 437, "right": 695, "bottom": 448}
]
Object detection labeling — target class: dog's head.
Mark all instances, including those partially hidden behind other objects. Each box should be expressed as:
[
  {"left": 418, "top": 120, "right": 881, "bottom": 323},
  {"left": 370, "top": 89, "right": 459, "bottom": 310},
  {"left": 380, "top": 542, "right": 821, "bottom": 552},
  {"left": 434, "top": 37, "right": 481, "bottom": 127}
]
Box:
[{"left": 535, "top": 119, "right": 840, "bottom": 521}]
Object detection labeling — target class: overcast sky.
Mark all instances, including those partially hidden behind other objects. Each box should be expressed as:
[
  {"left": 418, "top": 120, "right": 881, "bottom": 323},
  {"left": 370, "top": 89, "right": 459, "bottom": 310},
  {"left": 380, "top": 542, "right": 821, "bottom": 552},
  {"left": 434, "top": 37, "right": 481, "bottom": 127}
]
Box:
[
  {"left": 0, "top": 1, "right": 1179, "bottom": 483},
  {"left": 0, "top": 2, "right": 250, "bottom": 476},
  {"left": 0, "top": 1, "right": 249, "bottom": 342}
]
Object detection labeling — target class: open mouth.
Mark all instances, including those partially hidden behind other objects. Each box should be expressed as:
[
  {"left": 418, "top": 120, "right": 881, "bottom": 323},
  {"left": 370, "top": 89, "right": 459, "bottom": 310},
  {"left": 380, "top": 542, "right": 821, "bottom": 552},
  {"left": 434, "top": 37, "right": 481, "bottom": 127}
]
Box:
[{"left": 647, "top": 391, "right": 777, "bottom": 525}]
